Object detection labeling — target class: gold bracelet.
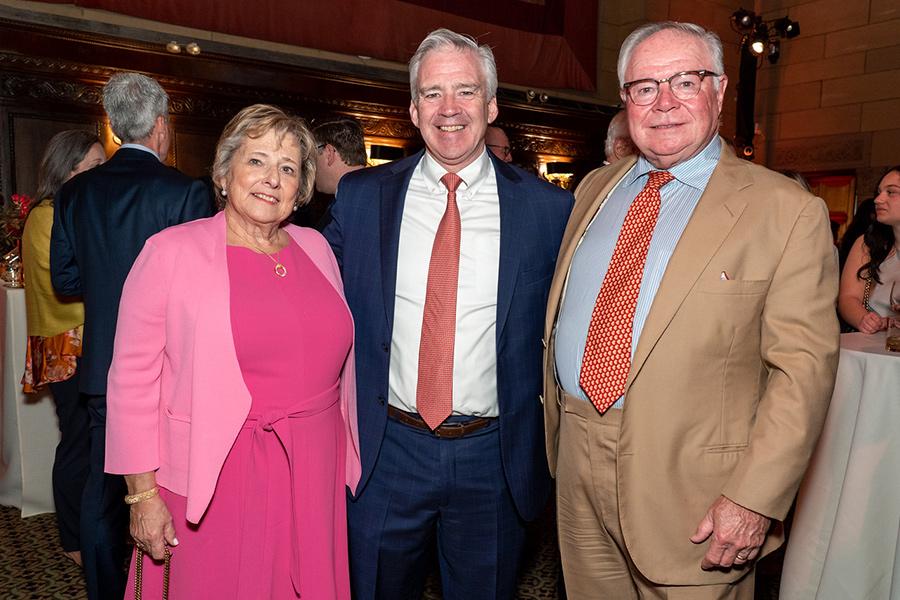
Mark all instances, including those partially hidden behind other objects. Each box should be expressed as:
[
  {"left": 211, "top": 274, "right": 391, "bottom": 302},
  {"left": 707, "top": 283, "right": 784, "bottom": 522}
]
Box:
[{"left": 124, "top": 486, "right": 159, "bottom": 505}]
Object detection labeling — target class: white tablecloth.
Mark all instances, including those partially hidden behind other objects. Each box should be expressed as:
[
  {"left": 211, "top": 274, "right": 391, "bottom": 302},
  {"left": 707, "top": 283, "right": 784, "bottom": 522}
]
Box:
[
  {"left": 0, "top": 286, "right": 59, "bottom": 516},
  {"left": 780, "top": 331, "right": 900, "bottom": 599}
]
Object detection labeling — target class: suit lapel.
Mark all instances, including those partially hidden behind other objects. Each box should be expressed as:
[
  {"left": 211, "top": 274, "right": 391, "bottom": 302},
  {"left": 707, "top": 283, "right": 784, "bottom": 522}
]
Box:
[
  {"left": 626, "top": 144, "right": 752, "bottom": 390},
  {"left": 544, "top": 158, "right": 636, "bottom": 342},
  {"left": 495, "top": 157, "right": 523, "bottom": 341},
  {"left": 379, "top": 152, "right": 421, "bottom": 334}
]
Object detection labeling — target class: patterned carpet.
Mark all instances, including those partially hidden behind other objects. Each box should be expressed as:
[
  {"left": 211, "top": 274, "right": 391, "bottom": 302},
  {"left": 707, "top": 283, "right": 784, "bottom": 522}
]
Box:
[
  {"left": 0, "top": 502, "right": 781, "bottom": 599},
  {"left": 0, "top": 506, "right": 87, "bottom": 599},
  {"left": 0, "top": 503, "right": 561, "bottom": 599}
]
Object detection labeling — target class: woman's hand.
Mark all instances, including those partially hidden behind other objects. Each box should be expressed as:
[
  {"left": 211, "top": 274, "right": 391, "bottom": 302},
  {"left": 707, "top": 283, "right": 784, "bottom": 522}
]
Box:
[
  {"left": 857, "top": 311, "right": 888, "bottom": 334},
  {"left": 130, "top": 494, "right": 177, "bottom": 560}
]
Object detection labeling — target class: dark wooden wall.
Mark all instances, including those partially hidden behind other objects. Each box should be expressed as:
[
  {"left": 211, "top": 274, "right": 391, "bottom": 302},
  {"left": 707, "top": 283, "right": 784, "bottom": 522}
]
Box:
[{"left": 0, "top": 17, "right": 612, "bottom": 203}]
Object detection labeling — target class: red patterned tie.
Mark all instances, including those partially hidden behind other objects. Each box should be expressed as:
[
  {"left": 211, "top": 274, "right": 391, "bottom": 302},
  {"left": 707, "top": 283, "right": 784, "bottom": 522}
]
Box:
[
  {"left": 580, "top": 170, "right": 674, "bottom": 414},
  {"left": 417, "top": 172, "right": 463, "bottom": 430}
]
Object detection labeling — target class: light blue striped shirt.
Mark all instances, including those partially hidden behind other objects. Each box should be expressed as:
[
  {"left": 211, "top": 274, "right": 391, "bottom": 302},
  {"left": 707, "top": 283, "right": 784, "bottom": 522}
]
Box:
[{"left": 555, "top": 136, "right": 721, "bottom": 408}]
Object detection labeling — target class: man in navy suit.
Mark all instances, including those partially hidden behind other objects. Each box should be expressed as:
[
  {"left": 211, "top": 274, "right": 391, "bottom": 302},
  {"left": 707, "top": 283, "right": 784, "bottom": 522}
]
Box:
[
  {"left": 51, "top": 72, "right": 211, "bottom": 600},
  {"left": 323, "top": 28, "right": 573, "bottom": 600}
]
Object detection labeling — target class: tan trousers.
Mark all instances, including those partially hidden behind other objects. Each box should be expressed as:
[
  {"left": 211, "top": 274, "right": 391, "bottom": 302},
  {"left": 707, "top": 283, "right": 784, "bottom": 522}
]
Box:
[{"left": 555, "top": 394, "right": 755, "bottom": 600}]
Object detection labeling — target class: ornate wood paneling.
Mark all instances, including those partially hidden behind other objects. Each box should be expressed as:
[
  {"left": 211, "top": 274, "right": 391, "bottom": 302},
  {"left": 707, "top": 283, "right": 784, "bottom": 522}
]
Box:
[{"left": 0, "top": 17, "right": 611, "bottom": 199}]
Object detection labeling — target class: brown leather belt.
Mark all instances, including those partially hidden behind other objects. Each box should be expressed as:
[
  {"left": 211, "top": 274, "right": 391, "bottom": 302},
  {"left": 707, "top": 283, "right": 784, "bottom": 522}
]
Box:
[{"left": 388, "top": 405, "right": 494, "bottom": 439}]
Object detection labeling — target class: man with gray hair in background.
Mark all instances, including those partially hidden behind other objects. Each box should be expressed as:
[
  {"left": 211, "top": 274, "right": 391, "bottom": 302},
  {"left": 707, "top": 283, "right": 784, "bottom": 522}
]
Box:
[
  {"left": 51, "top": 72, "right": 211, "bottom": 599},
  {"left": 604, "top": 109, "right": 636, "bottom": 164},
  {"left": 324, "top": 27, "right": 572, "bottom": 600}
]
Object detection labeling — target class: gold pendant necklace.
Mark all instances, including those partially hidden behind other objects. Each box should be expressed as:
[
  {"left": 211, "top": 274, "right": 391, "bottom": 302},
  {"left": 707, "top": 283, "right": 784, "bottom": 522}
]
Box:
[{"left": 227, "top": 221, "right": 288, "bottom": 278}]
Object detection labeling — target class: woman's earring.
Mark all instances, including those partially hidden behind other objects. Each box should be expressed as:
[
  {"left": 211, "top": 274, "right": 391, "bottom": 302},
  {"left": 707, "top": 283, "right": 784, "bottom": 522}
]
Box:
[
  {"left": 221, "top": 189, "right": 228, "bottom": 197},
  {"left": 292, "top": 203, "right": 299, "bottom": 212}
]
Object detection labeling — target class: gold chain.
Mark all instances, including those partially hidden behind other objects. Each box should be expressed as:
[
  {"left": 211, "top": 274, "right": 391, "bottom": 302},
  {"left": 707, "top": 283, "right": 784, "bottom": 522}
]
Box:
[
  {"left": 226, "top": 220, "right": 288, "bottom": 278},
  {"left": 134, "top": 546, "right": 170, "bottom": 600}
]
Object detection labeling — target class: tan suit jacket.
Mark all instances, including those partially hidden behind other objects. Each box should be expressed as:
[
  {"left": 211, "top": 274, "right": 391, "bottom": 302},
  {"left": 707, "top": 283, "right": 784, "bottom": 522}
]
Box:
[{"left": 543, "top": 140, "right": 840, "bottom": 585}]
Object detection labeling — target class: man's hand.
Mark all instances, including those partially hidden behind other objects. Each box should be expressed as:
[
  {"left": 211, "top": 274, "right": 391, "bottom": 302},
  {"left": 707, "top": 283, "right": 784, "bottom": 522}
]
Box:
[{"left": 690, "top": 495, "right": 770, "bottom": 569}]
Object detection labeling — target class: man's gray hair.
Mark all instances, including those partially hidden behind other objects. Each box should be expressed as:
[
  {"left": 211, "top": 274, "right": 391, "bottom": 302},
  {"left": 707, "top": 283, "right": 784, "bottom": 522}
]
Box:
[
  {"left": 102, "top": 72, "right": 169, "bottom": 143},
  {"left": 409, "top": 28, "right": 498, "bottom": 103},
  {"left": 604, "top": 110, "right": 630, "bottom": 159},
  {"left": 617, "top": 21, "right": 724, "bottom": 89}
]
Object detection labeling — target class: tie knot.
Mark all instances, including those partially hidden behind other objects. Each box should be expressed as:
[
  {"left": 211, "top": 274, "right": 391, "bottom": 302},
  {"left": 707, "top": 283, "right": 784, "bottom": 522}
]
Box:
[
  {"left": 441, "top": 172, "right": 463, "bottom": 193},
  {"left": 646, "top": 170, "right": 674, "bottom": 191}
]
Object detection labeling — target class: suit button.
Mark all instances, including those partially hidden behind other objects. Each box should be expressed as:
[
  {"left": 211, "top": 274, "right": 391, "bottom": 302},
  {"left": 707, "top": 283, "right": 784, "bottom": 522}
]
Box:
[
  {"left": 381, "top": 343, "right": 389, "bottom": 353},
  {"left": 378, "top": 396, "right": 386, "bottom": 405}
]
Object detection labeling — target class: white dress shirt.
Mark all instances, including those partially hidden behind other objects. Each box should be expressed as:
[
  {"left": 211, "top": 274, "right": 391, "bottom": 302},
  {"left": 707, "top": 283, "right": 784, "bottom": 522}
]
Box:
[{"left": 389, "top": 149, "right": 501, "bottom": 417}]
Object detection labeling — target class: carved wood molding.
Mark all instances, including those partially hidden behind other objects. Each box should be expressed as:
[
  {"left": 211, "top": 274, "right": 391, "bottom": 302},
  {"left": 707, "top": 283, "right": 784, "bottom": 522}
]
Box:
[
  {"left": 770, "top": 134, "right": 870, "bottom": 171},
  {"left": 0, "top": 63, "right": 417, "bottom": 135},
  {"left": 516, "top": 136, "right": 585, "bottom": 158}
]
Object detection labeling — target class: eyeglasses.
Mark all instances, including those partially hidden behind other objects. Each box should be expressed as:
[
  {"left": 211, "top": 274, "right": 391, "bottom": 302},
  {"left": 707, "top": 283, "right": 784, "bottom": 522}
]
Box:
[
  {"left": 315, "top": 143, "right": 326, "bottom": 151},
  {"left": 622, "top": 70, "right": 720, "bottom": 106},
  {"left": 487, "top": 144, "right": 511, "bottom": 156}
]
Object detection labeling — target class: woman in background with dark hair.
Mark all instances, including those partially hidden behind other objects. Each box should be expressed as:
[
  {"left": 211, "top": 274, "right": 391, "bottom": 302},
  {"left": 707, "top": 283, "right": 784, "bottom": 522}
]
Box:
[
  {"left": 21, "top": 129, "right": 106, "bottom": 565},
  {"left": 839, "top": 166, "right": 900, "bottom": 333},
  {"left": 839, "top": 198, "right": 877, "bottom": 270}
]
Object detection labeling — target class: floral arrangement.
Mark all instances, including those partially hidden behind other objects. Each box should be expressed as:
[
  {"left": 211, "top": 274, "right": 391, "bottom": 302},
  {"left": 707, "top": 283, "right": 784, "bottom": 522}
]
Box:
[{"left": 0, "top": 193, "right": 35, "bottom": 255}]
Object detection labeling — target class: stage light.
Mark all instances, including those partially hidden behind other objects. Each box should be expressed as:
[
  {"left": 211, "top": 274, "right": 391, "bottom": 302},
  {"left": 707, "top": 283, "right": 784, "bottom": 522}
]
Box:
[
  {"left": 773, "top": 17, "right": 800, "bottom": 39},
  {"left": 749, "top": 23, "right": 769, "bottom": 56},
  {"left": 731, "top": 8, "right": 757, "bottom": 32}
]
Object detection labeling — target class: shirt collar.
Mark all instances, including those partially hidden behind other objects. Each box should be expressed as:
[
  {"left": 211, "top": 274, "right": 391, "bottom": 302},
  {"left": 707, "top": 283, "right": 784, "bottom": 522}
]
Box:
[
  {"left": 421, "top": 148, "right": 493, "bottom": 197},
  {"left": 627, "top": 136, "right": 721, "bottom": 190},
  {"left": 119, "top": 143, "right": 161, "bottom": 161}
]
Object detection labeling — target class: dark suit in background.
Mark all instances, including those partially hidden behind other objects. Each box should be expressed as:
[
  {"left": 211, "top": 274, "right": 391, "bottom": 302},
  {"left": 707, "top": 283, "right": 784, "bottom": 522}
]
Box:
[
  {"left": 324, "top": 149, "right": 572, "bottom": 598},
  {"left": 51, "top": 146, "right": 211, "bottom": 598}
]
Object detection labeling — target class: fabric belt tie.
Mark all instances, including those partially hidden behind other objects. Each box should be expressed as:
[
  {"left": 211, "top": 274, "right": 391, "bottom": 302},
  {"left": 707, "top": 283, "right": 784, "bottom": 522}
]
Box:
[{"left": 236, "top": 381, "right": 340, "bottom": 598}]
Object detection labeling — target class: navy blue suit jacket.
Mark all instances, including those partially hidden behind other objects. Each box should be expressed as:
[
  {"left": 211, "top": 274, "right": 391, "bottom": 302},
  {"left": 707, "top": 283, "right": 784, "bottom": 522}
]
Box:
[
  {"left": 323, "top": 150, "right": 573, "bottom": 521},
  {"left": 50, "top": 148, "right": 213, "bottom": 396}
]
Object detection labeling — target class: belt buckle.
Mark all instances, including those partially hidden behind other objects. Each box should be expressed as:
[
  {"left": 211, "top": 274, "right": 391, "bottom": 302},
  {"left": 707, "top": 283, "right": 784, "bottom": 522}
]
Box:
[{"left": 433, "top": 421, "right": 466, "bottom": 439}]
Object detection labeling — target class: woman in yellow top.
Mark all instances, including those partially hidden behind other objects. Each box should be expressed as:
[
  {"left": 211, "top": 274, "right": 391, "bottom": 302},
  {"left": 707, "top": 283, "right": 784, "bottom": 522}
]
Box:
[{"left": 21, "top": 130, "right": 105, "bottom": 566}]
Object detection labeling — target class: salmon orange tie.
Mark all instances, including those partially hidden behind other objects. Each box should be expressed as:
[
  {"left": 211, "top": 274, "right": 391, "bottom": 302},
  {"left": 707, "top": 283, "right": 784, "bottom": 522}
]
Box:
[
  {"left": 416, "top": 172, "right": 463, "bottom": 430},
  {"left": 579, "top": 170, "right": 674, "bottom": 414}
]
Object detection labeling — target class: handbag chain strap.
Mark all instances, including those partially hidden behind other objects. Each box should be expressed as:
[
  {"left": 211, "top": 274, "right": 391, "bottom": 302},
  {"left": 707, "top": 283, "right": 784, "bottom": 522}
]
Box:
[{"left": 134, "top": 546, "right": 171, "bottom": 600}]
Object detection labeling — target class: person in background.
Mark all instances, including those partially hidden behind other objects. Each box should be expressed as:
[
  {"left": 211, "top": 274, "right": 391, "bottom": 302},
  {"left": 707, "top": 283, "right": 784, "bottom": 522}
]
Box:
[
  {"left": 839, "top": 197, "right": 876, "bottom": 270},
  {"left": 313, "top": 117, "right": 367, "bottom": 196},
  {"left": 544, "top": 21, "right": 838, "bottom": 599},
  {"left": 604, "top": 109, "right": 636, "bottom": 164},
  {"left": 21, "top": 129, "right": 105, "bottom": 567},
  {"left": 486, "top": 125, "right": 513, "bottom": 163},
  {"left": 50, "top": 72, "right": 212, "bottom": 600},
  {"left": 311, "top": 117, "right": 367, "bottom": 230},
  {"left": 106, "top": 104, "right": 360, "bottom": 599},
  {"left": 324, "top": 28, "right": 572, "bottom": 600},
  {"left": 838, "top": 166, "right": 900, "bottom": 333}
]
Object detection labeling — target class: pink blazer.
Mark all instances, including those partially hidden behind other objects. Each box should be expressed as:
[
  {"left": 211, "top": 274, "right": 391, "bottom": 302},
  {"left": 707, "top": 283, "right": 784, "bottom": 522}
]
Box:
[{"left": 105, "top": 211, "right": 361, "bottom": 523}]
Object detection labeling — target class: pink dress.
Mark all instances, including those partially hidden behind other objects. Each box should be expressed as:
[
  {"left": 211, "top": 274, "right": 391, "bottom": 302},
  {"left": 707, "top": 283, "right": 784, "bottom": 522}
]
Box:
[{"left": 126, "top": 239, "right": 353, "bottom": 599}]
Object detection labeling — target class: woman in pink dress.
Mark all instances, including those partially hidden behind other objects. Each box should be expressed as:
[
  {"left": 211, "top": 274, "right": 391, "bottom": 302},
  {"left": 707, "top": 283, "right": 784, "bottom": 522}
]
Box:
[{"left": 104, "top": 104, "right": 361, "bottom": 599}]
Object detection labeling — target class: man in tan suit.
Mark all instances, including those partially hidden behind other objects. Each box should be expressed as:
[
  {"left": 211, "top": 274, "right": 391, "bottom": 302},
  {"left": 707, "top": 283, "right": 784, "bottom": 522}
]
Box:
[{"left": 543, "top": 21, "right": 839, "bottom": 599}]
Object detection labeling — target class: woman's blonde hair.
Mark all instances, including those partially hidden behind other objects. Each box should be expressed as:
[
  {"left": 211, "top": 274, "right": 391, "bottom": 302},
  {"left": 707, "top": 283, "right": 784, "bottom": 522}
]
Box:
[{"left": 211, "top": 104, "right": 316, "bottom": 211}]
